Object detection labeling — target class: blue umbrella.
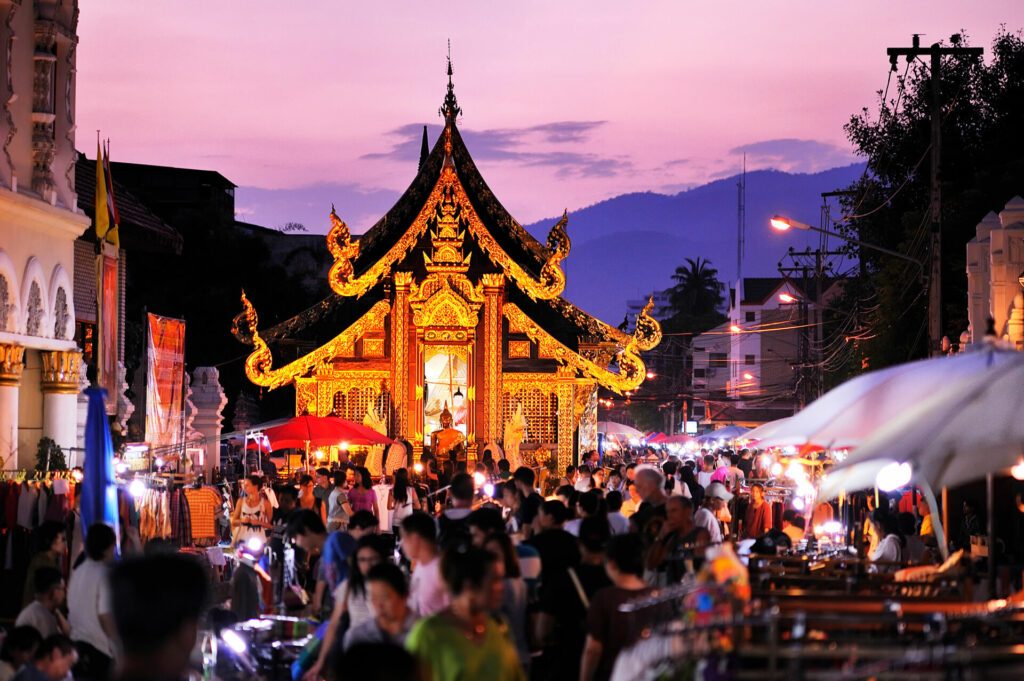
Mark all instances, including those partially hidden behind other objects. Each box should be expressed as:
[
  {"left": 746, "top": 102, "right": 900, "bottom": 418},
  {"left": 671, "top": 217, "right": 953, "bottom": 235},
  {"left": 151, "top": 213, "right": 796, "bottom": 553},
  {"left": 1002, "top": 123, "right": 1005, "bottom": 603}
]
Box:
[{"left": 81, "top": 387, "right": 120, "bottom": 542}]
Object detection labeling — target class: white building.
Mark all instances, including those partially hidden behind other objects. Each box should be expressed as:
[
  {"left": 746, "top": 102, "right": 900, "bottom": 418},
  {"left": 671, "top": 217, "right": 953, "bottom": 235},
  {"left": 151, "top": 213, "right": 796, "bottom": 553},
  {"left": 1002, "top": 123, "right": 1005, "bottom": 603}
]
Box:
[
  {"left": 0, "top": 0, "right": 89, "bottom": 469},
  {"left": 691, "top": 277, "right": 842, "bottom": 427},
  {"left": 966, "top": 196, "right": 1024, "bottom": 349}
]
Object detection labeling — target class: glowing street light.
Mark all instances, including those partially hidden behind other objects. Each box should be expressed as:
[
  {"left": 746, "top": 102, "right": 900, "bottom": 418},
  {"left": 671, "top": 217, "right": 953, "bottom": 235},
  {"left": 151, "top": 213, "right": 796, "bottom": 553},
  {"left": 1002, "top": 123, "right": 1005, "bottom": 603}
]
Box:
[
  {"left": 770, "top": 214, "right": 923, "bottom": 269},
  {"left": 778, "top": 292, "right": 798, "bottom": 304},
  {"left": 769, "top": 215, "right": 803, "bottom": 232},
  {"left": 742, "top": 372, "right": 754, "bottom": 381},
  {"left": 729, "top": 324, "right": 742, "bottom": 334}
]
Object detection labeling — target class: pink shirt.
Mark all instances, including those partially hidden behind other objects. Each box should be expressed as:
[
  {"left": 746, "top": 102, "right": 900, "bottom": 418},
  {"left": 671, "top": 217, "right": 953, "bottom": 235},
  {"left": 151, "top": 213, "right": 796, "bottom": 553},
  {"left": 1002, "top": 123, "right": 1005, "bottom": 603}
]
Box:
[
  {"left": 710, "top": 466, "right": 729, "bottom": 484},
  {"left": 409, "top": 556, "right": 449, "bottom": 617}
]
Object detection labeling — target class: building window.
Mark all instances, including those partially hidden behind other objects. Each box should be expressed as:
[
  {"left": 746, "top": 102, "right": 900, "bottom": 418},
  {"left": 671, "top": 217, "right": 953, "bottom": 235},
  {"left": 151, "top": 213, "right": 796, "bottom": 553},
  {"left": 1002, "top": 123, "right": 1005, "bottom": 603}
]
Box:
[
  {"left": 745, "top": 311, "right": 756, "bottom": 323},
  {"left": 693, "top": 368, "right": 706, "bottom": 378},
  {"left": 709, "top": 352, "right": 728, "bottom": 368},
  {"left": 745, "top": 354, "right": 755, "bottom": 365}
]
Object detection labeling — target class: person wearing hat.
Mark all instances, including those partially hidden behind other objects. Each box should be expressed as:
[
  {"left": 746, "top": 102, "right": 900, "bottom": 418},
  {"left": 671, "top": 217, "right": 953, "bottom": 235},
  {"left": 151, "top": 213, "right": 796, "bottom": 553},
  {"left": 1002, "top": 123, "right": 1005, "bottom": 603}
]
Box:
[{"left": 694, "top": 482, "right": 731, "bottom": 544}]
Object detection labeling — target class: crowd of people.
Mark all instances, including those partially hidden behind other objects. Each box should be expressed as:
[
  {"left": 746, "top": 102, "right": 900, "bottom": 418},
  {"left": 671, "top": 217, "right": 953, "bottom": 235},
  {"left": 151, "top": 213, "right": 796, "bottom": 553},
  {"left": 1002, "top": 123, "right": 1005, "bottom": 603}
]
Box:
[{"left": 0, "top": 444, "right": 951, "bottom": 681}]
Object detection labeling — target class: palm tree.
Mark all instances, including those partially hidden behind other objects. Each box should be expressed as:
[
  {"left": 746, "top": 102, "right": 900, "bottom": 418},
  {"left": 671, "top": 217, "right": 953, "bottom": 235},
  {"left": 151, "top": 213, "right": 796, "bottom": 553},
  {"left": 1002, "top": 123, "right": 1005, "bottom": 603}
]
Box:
[{"left": 667, "top": 257, "right": 724, "bottom": 319}]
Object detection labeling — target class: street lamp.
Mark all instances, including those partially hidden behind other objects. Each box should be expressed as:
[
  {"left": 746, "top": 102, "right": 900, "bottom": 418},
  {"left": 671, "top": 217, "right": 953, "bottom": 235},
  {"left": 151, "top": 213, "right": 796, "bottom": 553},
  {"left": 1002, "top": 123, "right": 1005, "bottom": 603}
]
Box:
[
  {"left": 770, "top": 214, "right": 923, "bottom": 272},
  {"left": 778, "top": 292, "right": 798, "bottom": 304},
  {"left": 729, "top": 324, "right": 742, "bottom": 334}
]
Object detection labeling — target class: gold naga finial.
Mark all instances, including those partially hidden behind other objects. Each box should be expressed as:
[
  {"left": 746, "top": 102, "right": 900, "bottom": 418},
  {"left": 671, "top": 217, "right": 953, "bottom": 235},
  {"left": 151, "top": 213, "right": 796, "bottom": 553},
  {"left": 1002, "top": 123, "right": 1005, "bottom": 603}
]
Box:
[
  {"left": 326, "top": 206, "right": 365, "bottom": 297},
  {"left": 238, "top": 290, "right": 275, "bottom": 386},
  {"left": 520, "top": 210, "right": 570, "bottom": 300},
  {"left": 632, "top": 296, "right": 663, "bottom": 352}
]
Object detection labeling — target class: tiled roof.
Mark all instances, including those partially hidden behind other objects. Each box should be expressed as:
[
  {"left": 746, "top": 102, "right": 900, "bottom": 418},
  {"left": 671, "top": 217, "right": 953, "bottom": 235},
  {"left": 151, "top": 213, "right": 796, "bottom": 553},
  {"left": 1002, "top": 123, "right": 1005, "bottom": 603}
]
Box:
[{"left": 75, "top": 154, "right": 183, "bottom": 253}]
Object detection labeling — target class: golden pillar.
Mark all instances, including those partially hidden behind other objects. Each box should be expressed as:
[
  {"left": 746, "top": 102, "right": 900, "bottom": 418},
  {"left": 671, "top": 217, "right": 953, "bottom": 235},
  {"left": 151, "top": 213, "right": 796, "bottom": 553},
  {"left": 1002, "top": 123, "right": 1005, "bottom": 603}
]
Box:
[
  {"left": 482, "top": 273, "right": 503, "bottom": 444},
  {"left": 40, "top": 350, "right": 82, "bottom": 456},
  {"left": 556, "top": 379, "right": 575, "bottom": 472},
  {"left": 0, "top": 344, "right": 25, "bottom": 470},
  {"left": 392, "top": 272, "right": 412, "bottom": 439}
]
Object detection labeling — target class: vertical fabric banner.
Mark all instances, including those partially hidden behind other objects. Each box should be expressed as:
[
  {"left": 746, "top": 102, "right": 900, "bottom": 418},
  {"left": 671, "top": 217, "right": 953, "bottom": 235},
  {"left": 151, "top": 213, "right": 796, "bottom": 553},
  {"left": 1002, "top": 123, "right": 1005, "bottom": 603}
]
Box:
[
  {"left": 145, "top": 313, "right": 187, "bottom": 447},
  {"left": 96, "top": 252, "right": 120, "bottom": 414}
]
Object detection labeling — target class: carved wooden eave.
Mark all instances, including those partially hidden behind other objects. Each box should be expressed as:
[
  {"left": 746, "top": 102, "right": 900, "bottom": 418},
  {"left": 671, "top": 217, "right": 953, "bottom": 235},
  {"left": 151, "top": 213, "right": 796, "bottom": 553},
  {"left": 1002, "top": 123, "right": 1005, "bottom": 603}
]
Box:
[
  {"left": 503, "top": 297, "right": 662, "bottom": 394},
  {"left": 326, "top": 127, "right": 571, "bottom": 303},
  {"left": 239, "top": 291, "right": 390, "bottom": 390}
]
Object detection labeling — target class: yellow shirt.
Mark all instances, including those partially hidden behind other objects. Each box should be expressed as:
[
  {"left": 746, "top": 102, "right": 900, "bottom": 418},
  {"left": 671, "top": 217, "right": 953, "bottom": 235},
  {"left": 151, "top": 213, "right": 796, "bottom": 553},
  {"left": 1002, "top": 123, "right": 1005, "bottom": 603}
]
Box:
[{"left": 920, "top": 514, "right": 934, "bottom": 537}]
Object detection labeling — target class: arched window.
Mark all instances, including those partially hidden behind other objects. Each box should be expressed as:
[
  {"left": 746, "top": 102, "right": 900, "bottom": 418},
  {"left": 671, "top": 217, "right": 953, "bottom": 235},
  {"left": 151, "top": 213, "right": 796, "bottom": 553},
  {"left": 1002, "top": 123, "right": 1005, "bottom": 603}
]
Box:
[
  {"left": 332, "top": 391, "right": 345, "bottom": 416},
  {"left": 26, "top": 281, "right": 43, "bottom": 336},
  {"left": 53, "top": 287, "right": 69, "bottom": 339}
]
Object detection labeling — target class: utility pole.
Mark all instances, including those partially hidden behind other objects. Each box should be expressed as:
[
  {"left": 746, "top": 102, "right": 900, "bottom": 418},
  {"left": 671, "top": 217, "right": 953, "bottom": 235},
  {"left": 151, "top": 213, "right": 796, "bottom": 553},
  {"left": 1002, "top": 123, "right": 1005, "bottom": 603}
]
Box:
[
  {"left": 886, "top": 35, "right": 982, "bottom": 355},
  {"left": 780, "top": 247, "right": 843, "bottom": 406}
]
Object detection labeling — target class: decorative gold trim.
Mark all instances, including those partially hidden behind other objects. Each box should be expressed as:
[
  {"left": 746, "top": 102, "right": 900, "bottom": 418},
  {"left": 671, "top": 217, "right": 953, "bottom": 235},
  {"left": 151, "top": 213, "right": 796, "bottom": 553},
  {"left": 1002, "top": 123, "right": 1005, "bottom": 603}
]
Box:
[
  {"left": 503, "top": 302, "right": 661, "bottom": 394},
  {"left": 40, "top": 350, "right": 81, "bottom": 393},
  {"left": 483, "top": 282, "right": 503, "bottom": 443},
  {"left": 0, "top": 343, "right": 25, "bottom": 387},
  {"left": 327, "top": 161, "right": 569, "bottom": 302},
  {"left": 362, "top": 337, "right": 385, "bottom": 358},
  {"left": 508, "top": 340, "right": 531, "bottom": 359},
  {"left": 240, "top": 291, "right": 391, "bottom": 390},
  {"left": 502, "top": 373, "right": 564, "bottom": 396},
  {"left": 411, "top": 279, "right": 480, "bottom": 329},
  {"left": 467, "top": 205, "right": 570, "bottom": 301},
  {"left": 633, "top": 297, "right": 663, "bottom": 352},
  {"left": 325, "top": 206, "right": 363, "bottom": 296},
  {"left": 392, "top": 276, "right": 410, "bottom": 438},
  {"left": 556, "top": 382, "right": 575, "bottom": 472}
]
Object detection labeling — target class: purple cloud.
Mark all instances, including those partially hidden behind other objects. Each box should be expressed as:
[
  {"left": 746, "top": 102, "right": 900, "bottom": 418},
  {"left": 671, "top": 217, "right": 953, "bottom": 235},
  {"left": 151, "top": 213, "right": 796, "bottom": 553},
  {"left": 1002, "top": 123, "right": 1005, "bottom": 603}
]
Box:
[
  {"left": 360, "top": 121, "right": 627, "bottom": 178},
  {"left": 729, "top": 138, "right": 856, "bottom": 173}
]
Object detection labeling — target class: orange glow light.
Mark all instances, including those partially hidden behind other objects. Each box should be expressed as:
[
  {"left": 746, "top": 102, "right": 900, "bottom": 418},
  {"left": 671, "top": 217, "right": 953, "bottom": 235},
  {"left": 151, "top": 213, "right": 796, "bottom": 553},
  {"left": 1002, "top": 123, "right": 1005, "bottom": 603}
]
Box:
[
  {"left": 770, "top": 216, "right": 792, "bottom": 231},
  {"left": 729, "top": 324, "right": 742, "bottom": 333},
  {"left": 779, "top": 292, "right": 797, "bottom": 303}
]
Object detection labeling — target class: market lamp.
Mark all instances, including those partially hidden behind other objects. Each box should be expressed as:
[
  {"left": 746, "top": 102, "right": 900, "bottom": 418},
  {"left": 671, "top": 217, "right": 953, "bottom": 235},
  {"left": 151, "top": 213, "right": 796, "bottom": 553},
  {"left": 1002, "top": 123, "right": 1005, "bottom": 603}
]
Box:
[
  {"left": 453, "top": 386, "right": 464, "bottom": 407},
  {"left": 1012, "top": 457, "right": 1024, "bottom": 481},
  {"left": 876, "top": 461, "right": 912, "bottom": 492}
]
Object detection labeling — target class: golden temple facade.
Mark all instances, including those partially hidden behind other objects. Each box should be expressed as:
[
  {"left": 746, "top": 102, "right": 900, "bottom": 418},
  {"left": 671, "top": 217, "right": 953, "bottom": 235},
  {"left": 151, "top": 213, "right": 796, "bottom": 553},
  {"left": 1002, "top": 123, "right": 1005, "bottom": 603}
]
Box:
[{"left": 234, "top": 64, "right": 661, "bottom": 469}]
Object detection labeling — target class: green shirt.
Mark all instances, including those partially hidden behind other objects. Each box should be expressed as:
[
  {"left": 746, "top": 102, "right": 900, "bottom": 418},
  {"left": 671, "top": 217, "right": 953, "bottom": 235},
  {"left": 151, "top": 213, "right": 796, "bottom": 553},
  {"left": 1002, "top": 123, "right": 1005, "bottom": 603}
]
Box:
[{"left": 406, "top": 613, "right": 525, "bottom": 681}]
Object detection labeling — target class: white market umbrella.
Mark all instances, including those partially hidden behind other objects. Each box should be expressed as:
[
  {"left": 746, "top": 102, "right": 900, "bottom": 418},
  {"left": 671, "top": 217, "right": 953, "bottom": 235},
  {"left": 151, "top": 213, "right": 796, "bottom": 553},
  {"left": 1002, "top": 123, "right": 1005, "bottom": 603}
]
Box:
[
  {"left": 758, "top": 347, "right": 1022, "bottom": 450},
  {"left": 695, "top": 425, "right": 750, "bottom": 444},
  {"left": 597, "top": 421, "right": 645, "bottom": 440},
  {"left": 820, "top": 352, "right": 1024, "bottom": 498},
  {"left": 741, "top": 417, "right": 791, "bottom": 444}
]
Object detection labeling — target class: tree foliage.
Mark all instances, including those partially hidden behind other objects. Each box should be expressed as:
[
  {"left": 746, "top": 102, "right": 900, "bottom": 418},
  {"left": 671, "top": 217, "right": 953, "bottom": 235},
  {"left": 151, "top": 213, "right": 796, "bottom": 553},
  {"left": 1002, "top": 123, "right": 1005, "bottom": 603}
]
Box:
[
  {"left": 832, "top": 29, "right": 1024, "bottom": 377},
  {"left": 663, "top": 257, "right": 727, "bottom": 334}
]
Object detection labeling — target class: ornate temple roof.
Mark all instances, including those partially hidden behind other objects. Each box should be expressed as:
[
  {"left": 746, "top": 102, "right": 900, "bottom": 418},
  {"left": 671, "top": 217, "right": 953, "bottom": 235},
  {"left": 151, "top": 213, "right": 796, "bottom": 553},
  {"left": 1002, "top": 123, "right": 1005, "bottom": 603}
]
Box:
[{"left": 235, "top": 63, "right": 661, "bottom": 393}]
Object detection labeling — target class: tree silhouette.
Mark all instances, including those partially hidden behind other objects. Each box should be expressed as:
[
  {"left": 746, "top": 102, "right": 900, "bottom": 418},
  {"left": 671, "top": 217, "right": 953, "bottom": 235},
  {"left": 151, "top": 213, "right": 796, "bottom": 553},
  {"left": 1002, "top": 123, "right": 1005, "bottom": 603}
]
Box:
[{"left": 668, "top": 257, "right": 725, "bottom": 320}]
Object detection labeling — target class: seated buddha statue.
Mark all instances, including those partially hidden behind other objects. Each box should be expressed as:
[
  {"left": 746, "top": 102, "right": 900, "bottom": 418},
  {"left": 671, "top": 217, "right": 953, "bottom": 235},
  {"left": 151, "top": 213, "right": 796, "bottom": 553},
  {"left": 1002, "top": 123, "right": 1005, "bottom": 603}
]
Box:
[{"left": 430, "top": 403, "right": 466, "bottom": 463}]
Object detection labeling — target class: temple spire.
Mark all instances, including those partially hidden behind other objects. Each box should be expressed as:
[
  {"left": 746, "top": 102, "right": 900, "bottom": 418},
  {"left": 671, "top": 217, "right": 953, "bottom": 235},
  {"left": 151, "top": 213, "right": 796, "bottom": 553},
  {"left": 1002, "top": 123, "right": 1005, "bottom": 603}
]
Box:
[
  {"left": 418, "top": 125, "right": 429, "bottom": 170},
  {"left": 439, "top": 40, "right": 461, "bottom": 122}
]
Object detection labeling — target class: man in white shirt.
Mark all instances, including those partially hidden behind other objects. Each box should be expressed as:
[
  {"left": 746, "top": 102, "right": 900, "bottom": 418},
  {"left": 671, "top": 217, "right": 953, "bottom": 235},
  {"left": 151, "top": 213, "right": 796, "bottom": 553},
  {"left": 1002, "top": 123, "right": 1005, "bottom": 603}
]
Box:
[
  {"left": 693, "top": 482, "right": 731, "bottom": 544},
  {"left": 696, "top": 453, "right": 715, "bottom": 489},
  {"left": 400, "top": 512, "right": 448, "bottom": 617},
  {"left": 605, "top": 491, "right": 630, "bottom": 535},
  {"left": 67, "top": 524, "right": 118, "bottom": 679},
  {"left": 15, "top": 567, "right": 68, "bottom": 638}
]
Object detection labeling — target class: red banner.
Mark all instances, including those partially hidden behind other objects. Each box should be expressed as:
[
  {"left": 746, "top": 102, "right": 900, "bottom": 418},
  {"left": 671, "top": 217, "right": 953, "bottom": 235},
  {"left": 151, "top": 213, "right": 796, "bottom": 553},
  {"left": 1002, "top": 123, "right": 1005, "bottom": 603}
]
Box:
[
  {"left": 96, "top": 254, "right": 119, "bottom": 413},
  {"left": 145, "top": 313, "right": 186, "bottom": 447}
]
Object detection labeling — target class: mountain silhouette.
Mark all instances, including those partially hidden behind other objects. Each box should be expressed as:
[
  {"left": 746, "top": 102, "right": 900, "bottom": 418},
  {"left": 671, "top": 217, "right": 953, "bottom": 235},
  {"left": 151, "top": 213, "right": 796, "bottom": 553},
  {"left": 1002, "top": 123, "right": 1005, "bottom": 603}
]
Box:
[{"left": 524, "top": 163, "right": 866, "bottom": 321}]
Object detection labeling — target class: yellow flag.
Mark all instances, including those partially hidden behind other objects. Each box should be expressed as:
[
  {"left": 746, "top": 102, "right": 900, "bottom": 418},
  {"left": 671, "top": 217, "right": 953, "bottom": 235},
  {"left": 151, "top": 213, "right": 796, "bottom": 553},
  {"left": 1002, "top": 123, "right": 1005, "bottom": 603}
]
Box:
[{"left": 95, "top": 141, "right": 110, "bottom": 241}]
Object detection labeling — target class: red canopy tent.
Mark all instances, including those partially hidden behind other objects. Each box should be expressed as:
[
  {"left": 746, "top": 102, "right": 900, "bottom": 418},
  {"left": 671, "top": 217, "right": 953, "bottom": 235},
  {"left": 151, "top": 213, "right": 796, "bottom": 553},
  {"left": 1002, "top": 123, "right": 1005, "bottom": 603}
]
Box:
[{"left": 264, "top": 415, "right": 394, "bottom": 450}]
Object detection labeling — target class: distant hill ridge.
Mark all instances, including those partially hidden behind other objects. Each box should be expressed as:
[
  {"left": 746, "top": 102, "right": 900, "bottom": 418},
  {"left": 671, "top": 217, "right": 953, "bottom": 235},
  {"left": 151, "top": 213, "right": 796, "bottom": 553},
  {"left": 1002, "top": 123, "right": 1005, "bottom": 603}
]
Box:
[{"left": 523, "top": 163, "right": 866, "bottom": 321}]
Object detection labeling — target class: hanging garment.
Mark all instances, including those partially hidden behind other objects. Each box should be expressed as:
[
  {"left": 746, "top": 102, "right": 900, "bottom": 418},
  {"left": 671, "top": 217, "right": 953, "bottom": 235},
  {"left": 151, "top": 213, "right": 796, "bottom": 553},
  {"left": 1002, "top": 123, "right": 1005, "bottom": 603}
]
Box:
[
  {"left": 183, "top": 487, "right": 220, "bottom": 541},
  {"left": 17, "top": 483, "right": 38, "bottom": 529}
]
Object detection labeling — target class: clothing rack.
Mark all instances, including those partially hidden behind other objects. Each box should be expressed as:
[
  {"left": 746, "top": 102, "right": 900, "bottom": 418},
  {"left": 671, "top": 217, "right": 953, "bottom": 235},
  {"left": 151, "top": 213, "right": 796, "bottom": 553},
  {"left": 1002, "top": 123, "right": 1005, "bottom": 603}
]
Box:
[{"left": 618, "top": 582, "right": 697, "bottom": 613}]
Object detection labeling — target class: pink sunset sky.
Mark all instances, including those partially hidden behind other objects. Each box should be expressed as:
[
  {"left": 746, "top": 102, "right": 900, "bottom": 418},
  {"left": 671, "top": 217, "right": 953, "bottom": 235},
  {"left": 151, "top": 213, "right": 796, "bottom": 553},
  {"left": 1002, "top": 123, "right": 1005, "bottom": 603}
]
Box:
[{"left": 76, "top": 1, "right": 1020, "bottom": 230}]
